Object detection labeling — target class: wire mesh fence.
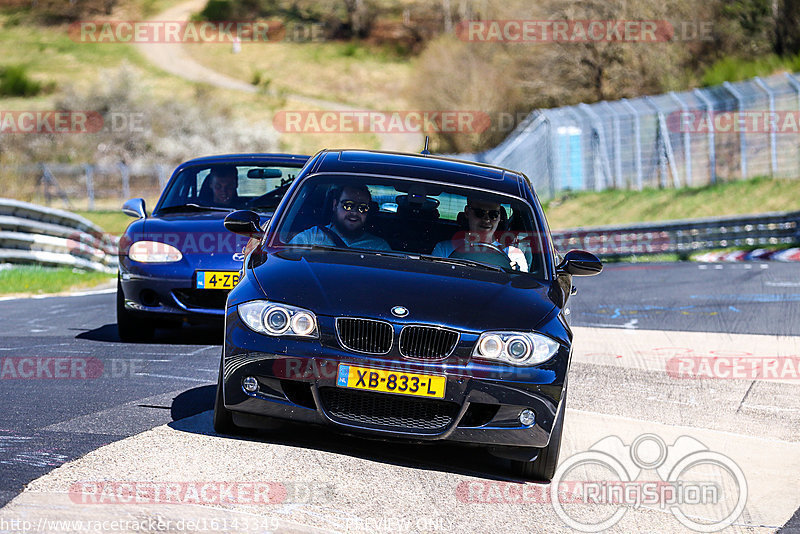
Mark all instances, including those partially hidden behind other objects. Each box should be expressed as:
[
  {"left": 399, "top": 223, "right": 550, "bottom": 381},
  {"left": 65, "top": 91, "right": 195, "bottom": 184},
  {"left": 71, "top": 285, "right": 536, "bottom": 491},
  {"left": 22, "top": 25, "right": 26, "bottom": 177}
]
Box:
[
  {"left": 1, "top": 163, "right": 169, "bottom": 211},
  {"left": 466, "top": 72, "right": 800, "bottom": 199}
]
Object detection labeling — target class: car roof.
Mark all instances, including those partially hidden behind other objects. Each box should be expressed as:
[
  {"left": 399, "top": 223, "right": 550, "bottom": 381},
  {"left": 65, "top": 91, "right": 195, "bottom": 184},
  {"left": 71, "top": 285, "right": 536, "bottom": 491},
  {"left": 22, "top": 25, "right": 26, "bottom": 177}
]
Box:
[
  {"left": 309, "top": 150, "right": 528, "bottom": 197},
  {"left": 173, "top": 153, "right": 310, "bottom": 171}
]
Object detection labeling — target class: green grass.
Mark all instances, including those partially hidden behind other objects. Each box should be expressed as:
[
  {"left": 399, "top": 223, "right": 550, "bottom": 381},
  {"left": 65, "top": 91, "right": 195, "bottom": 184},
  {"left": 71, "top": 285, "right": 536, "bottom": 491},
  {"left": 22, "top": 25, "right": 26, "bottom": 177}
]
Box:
[
  {"left": 542, "top": 176, "right": 800, "bottom": 230},
  {"left": 702, "top": 53, "right": 800, "bottom": 86},
  {"left": 75, "top": 210, "right": 134, "bottom": 236},
  {"left": 183, "top": 38, "right": 414, "bottom": 110},
  {"left": 0, "top": 265, "right": 114, "bottom": 295}
]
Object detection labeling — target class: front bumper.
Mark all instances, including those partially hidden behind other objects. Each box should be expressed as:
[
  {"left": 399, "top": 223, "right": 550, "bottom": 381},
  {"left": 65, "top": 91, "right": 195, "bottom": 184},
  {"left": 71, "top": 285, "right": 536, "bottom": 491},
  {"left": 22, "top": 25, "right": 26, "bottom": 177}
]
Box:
[{"left": 221, "top": 309, "right": 569, "bottom": 449}]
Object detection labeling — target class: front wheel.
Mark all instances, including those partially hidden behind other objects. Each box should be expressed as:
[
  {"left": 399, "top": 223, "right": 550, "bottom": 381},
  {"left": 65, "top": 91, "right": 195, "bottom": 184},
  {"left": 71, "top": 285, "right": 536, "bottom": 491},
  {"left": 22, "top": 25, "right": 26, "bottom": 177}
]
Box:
[
  {"left": 116, "top": 279, "right": 154, "bottom": 342},
  {"left": 511, "top": 387, "right": 567, "bottom": 482}
]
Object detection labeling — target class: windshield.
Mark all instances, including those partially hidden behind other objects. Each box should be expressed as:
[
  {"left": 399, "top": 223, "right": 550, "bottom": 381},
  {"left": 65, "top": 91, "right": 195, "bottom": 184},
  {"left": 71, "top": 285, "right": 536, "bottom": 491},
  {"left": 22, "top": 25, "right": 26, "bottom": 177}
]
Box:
[
  {"left": 271, "top": 175, "right": 548, "bottom": 278},
  {"left": 156, "top": 163, "right": 304, "bottom": 213}
]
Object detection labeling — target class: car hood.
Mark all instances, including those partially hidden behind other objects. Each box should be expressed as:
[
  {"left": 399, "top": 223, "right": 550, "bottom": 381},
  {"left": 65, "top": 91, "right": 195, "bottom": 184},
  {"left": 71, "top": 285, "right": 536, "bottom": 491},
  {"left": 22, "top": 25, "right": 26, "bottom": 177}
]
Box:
[
  {"left": 252, "top": 249, "right": 557, "bottom": 332},
  {"left": 132, "top": 212, "right": 269, "bottom": 269}
]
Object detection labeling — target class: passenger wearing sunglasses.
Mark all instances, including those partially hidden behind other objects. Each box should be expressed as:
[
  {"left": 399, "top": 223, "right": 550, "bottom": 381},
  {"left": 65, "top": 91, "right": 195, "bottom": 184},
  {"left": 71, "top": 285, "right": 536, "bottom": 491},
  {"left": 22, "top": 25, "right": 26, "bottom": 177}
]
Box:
[
  {"left": 290, "top": 185, "right": 391, "bottom": 250},
  {"left": 431, "top": 198, "right": 528, "bottom": 271}
]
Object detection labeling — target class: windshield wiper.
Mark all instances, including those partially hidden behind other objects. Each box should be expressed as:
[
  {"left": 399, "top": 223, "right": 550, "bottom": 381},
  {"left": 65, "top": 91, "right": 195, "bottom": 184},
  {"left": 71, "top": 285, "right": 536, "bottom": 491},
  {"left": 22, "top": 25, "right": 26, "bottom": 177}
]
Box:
[
  {"left": 286, "top": 244, "right": 410, "bottom": 259},
  {"left": 417, "top": 254, "right": 506, "bottom": 272},
  {"left": 158, "top": 203, "right": 233, "bottom": 214}
]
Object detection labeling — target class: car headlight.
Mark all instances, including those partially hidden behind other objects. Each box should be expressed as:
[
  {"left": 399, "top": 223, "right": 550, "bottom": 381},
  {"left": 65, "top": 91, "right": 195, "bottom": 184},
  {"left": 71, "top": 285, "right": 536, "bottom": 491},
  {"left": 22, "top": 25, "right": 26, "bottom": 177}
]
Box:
[
  {"left": 238, "top": 301, "right": 318, "bottom": 338},
  {"left": 472, "top": 331, "right": 559, "bottom": 366},
  {"left": 128, "top": 241, "right": 182, "bottom": 263}
]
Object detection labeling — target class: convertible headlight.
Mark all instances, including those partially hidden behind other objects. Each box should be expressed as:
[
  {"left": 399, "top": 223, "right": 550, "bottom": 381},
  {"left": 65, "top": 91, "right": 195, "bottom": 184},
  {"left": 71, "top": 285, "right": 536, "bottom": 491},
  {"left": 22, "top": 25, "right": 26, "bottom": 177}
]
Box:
[
  {"left": 238, "top": 301, "right": 318, "bottom": 338},
  {"left": 472, "top": 332, "right": 559, "bottom": 366},
  {"left": 128, "top": 241, "right": 182, "bottom": 263}
]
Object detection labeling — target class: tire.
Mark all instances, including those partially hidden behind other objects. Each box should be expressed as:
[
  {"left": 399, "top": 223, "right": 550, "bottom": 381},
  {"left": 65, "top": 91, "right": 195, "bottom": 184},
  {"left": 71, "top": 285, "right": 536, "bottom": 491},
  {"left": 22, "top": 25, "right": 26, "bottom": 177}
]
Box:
[
  {"left": 511, "top": 386, "right": 567, "bottom": 483},
  {"left": 213, "top": 359, "right": 237, "bottom": 435},
  {"left": 116, "top": 279, "right": 154, "bottom": 342}
]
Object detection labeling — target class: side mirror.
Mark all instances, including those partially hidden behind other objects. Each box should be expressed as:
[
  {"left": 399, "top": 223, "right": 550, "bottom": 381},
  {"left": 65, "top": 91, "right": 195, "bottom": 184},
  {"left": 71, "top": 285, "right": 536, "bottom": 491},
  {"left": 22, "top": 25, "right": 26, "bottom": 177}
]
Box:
[
  {"left": 224, "top": 210, "right": 263, "bottom": 237},
  {"left": 122, "top": 198, "right": 146, "bottom": 219},
  {"left": 557, "top": 250, "right": 603, "bottom": 276}
]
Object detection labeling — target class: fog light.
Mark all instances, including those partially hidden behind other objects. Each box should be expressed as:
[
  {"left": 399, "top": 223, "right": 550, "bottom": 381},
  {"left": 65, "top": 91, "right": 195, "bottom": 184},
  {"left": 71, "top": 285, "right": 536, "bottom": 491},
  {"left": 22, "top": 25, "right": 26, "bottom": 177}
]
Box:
[
  {"left": 242, "top": 376, "right": 258, "bottom": 393},
  {"left": 519, "top": 409, "right": 535, "bottom": 426}
]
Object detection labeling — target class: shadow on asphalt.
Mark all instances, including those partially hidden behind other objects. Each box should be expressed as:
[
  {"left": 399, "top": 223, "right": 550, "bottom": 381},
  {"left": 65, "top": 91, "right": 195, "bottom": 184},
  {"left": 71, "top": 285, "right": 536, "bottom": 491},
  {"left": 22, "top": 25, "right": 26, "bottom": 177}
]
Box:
[
  {"left": 74, "top": 323, "right": 223, "bottom": 345},
  {"left": 167, "top": 390, "right": 526, "bottom": 484},
  {"left": 171, "top": 385, "right": 216, "bottom": 421}
]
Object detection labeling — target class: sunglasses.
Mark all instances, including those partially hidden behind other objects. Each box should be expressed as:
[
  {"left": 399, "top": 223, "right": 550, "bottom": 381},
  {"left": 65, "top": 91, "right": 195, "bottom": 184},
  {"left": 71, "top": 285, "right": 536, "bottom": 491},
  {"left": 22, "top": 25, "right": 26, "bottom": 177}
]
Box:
[
  {"left": 468, "top": 206, "right": 501, "bottom": 220},
  {"left": 339, "top": 200, "right": 370, "bottom": 214}
]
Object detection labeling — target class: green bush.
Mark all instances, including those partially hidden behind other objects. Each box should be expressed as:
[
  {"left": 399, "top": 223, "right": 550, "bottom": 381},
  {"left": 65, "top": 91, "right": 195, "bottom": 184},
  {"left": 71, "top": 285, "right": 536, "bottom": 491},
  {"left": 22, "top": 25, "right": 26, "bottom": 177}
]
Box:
[
  {"left": 198, "top": 0, "right": 233, "bottom": 21},
  {"left": 0, "top": 65, "right": 43, "bottom": 97}
]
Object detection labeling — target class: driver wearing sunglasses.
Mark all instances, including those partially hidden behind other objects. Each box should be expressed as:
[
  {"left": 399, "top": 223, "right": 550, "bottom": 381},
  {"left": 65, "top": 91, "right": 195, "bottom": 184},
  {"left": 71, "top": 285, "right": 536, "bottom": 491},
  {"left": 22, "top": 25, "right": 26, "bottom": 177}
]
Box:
[
  {"left": 432, "top": 198, "right": 528, "bottom": 271},
  {"left": 290, "top": 184, "right": 391, "bottom": 251}
]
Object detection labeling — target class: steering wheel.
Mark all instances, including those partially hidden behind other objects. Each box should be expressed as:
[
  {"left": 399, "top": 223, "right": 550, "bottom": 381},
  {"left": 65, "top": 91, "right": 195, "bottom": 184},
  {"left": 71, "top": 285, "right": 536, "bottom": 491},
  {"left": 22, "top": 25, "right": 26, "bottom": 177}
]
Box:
[
  {"left": 249, "top": 184, "right": 289, "bottom": 209},
  {"left": 448, "top": 242, "right": 512, "bottom": 270}
]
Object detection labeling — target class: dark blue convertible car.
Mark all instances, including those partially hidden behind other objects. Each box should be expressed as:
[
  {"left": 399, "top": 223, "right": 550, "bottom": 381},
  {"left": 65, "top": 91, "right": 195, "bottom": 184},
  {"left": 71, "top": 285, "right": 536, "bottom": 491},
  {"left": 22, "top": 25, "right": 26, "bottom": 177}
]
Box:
[
  {"left": 117, "top": 153, "right": 309, "bottom": 341},
  {"left": 214, "top": 149, "right": 601, "bottom": 481}
]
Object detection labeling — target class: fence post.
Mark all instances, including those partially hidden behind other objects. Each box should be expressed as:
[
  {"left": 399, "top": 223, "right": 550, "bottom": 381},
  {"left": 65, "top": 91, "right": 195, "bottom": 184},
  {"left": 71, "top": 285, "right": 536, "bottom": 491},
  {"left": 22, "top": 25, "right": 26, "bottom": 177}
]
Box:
[
  {"left": 752, "top": 77, "right": 778, "bottom": 176},
  {"left": 693, "top": 89, "right": 717, "bottom": 184},
  {"left": 601, "top": 101, "right": 623, "bottom": 188},
  {"left": 40, "top": 163, "right": 51, "bottom": 206},
  {"left": 577, "top": 103, "right": 613, "bottom": 191},
  {"left": 722, "top": 81, "right": 748, "bottom": 179},
  {"left": 118, "top": 162, "right": 130, "bottom": 200},
  {"left": 668, "top": 92, "right": 693, "bottom": 186},
  {"left": 644, "top": 96, "right": 680, "bottom": 188},
  {"left": 84, "top": 164, "right": 95, "bottom": 211},
  {"left": 541, "top": 115, "right": 556, "bottom": 199},
  {"left": 783, "top": 73, "right": 800, "bottom": 177},
  {"left": 620, "top": 98, "right": 643, "bottom": 190}
]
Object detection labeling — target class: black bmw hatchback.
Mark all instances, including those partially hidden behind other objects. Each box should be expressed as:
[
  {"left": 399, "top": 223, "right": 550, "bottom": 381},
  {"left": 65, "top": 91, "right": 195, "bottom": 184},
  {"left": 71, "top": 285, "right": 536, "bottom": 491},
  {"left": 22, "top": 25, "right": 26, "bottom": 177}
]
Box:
[{"left": 214, "top": 149, "right": 601, "bottom": 481}]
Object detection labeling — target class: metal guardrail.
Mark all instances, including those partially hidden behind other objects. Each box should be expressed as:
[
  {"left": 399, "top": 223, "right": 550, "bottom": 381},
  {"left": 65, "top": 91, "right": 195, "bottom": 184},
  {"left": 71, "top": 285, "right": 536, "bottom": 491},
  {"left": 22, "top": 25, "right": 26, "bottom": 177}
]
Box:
[
  {"left": 1, "top": 198, "right": 797, "bottom": 270},
  {"left": 0, "top": 199, "right": 118, "bottom": 272},
  {"left": 552, "top": 211, "right": 800, "bottom": 258}
]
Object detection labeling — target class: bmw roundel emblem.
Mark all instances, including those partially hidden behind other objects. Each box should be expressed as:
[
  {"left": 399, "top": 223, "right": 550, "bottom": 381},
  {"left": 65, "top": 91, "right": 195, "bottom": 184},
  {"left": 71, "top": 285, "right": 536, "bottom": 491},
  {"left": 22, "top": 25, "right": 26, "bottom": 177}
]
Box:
[{"left": 391, "top": 306, "right": 409, "bottom": 317}]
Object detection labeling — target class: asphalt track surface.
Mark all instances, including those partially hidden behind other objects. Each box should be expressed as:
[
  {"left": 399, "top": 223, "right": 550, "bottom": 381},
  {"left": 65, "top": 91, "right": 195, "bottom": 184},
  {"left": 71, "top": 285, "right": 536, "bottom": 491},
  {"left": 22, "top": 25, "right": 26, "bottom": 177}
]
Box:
[{"left": 0, "top": 262, "right": 798, "bottom": 533}]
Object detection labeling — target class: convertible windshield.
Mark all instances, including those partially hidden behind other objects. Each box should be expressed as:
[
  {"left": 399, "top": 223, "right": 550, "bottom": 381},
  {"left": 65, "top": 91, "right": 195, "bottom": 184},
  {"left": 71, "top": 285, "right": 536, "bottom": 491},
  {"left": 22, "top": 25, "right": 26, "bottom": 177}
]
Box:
[
  {"left": 271, "top": 175, "right": 548, "bottom": 278},
  {"left": 157, "top": 163, "right": 304, "bottom": 213}
]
